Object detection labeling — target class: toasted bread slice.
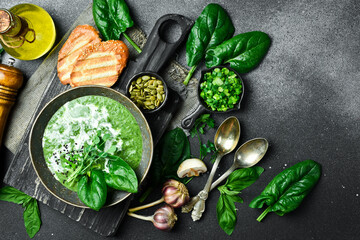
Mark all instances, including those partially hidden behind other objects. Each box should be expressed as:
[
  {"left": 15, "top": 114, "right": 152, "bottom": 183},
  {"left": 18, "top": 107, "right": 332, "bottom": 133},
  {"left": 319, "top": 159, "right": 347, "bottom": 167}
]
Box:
[
  {"left": 57, "top": 25, "right": 101, "bottom": 85},
  {"left": 70, "top": 40, "right": 129, "bottom": 87}
]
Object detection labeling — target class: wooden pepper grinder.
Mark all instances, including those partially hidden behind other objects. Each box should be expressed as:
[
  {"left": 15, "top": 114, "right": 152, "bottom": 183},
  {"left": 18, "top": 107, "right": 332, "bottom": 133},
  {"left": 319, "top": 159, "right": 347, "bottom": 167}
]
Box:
[{"left": 0, "top": 62, "right": 23, "bottom": 146}]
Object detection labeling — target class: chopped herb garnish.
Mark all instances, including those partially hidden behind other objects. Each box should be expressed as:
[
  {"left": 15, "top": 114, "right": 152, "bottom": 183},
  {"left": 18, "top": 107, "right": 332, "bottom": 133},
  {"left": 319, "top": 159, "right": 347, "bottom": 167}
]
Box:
[{"left": 190, "top": 114, "right": 216, "bottom": 160}]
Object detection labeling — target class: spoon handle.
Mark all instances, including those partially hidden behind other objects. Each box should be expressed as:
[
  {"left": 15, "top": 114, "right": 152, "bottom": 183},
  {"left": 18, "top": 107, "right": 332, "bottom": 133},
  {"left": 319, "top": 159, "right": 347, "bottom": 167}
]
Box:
[
  {"left": 210, "top": 164, "right": 237, "bottom": 191},
  {"left": 191, "top": 153, "right": 223, "bottom": 221},
  {"left": 182, "top": 164, "right": 236, "bottom": 213}
]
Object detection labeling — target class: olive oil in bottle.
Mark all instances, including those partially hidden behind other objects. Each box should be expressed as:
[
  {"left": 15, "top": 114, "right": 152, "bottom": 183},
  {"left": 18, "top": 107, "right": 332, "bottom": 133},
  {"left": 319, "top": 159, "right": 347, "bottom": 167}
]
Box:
[{"left": 0, "top": 4, "right": 56, "bottom": 60}]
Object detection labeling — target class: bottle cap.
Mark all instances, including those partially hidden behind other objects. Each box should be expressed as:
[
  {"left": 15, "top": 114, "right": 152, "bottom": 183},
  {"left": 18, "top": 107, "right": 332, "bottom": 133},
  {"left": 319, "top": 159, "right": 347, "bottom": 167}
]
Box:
[{"left": 0, "top": 9, "right": 12, "bottom": 33}]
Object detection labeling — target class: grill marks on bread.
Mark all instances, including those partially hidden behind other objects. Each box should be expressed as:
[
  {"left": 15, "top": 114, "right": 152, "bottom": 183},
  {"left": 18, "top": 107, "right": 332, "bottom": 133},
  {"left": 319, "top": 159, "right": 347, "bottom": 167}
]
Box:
[
  {"left": 70, "top": 40, "right": 129, "bottom": 87},
  {"left": 57, "top": 25, "right": 129, "bottom": 87},
  {"left": 57, "top": 25, "right": 101, "bottom": 85}
]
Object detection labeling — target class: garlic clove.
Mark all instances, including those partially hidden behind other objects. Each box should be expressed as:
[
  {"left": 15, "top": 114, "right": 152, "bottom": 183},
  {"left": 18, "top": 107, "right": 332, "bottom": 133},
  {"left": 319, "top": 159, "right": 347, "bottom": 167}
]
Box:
[{"left": 177, "top": 158, "right": 207, "bottom": 178}]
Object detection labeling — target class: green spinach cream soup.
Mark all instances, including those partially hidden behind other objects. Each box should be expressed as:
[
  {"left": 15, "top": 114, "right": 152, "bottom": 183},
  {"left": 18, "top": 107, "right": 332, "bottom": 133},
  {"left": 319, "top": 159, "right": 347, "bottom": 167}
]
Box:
[{"left": 42, "top": 95, "right": 143, "bottom": 191}]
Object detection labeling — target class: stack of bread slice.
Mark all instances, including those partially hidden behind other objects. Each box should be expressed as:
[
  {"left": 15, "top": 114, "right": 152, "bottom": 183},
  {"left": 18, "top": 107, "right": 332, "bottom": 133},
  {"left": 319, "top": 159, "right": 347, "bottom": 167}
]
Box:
[{"left": 57, "top": 25, "right": 129, "bottom": 87}]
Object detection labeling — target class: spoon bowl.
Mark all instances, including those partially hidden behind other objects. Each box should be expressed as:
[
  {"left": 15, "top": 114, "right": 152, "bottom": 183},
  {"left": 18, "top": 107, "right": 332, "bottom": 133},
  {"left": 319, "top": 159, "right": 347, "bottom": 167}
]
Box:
[
  {"left": 214, "top": 116, "right": 241, "bottom": 154},
  {"left": 210, "top": 138, "right": 269, "bottom": 191},
  {"left": 233, "top": 138, "right": 269, "bottom": 169}
]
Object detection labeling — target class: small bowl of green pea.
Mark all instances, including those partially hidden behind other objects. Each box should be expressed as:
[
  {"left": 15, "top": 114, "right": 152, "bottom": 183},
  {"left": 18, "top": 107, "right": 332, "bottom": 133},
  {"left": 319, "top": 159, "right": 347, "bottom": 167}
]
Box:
[
  {"left": 126, "top": 72, "right": 168, "bottom": 113},
  {"left": 181, "top": 66, "right": 244, "bottom": 129}
]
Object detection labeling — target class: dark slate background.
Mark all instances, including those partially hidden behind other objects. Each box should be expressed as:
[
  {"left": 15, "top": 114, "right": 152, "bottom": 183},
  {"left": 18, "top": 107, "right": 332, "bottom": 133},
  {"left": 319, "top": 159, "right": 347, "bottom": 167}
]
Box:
[{"left": 1, "top": 0, "right": 359, "bottom": 239}]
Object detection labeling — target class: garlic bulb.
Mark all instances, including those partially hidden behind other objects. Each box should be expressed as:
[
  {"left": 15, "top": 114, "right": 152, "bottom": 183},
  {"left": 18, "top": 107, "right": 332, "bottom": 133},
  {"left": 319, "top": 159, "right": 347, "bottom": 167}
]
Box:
[
  {"left": 127, "top": 204, "right": 178, "bottom": 231},
  {"left": 162, "top": 179, "right": 190, "bottom": 208},
  {"left": 128, "top": 179, "right": 190, "bottom": 213}
]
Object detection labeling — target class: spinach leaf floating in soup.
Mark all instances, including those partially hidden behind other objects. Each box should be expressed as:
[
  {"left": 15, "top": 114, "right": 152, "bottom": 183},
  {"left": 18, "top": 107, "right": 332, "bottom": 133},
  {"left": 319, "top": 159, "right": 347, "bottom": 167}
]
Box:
[{"left": 42, "top": 95, "right": 143, "bottom": 192}]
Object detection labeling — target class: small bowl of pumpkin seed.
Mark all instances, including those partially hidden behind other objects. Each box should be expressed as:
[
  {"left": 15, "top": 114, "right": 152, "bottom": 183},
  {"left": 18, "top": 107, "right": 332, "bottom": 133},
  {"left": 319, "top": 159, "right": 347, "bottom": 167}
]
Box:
[{"left": 127, "top": 72, "right": 168, "bottom": 113}]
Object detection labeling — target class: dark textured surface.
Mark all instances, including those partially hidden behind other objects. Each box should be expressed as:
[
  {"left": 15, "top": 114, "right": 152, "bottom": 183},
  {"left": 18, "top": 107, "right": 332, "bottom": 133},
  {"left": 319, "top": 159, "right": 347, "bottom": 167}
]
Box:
[
  {"left": 1, "top": 7, "right": 189, "bottom": 237},
  {"left": 1, "top": 0, "right": 360, "bottom": 239}
]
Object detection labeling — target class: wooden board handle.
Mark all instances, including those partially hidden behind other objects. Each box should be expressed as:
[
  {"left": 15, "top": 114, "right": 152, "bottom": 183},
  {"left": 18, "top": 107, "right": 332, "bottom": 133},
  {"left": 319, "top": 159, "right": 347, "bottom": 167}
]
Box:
[{"left": 0, "top": 63, "right": 23, "bottom": 146}]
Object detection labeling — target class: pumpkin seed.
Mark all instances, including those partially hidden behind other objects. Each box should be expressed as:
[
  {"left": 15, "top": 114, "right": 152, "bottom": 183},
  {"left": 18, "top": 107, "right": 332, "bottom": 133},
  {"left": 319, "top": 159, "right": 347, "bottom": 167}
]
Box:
[{"left": 129, "top": 74, "right": 167, "bottom": 110}]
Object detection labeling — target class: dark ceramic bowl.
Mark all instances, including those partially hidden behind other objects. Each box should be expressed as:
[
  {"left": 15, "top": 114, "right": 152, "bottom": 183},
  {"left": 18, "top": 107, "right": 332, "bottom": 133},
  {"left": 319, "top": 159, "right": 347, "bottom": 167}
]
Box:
[
  {"left": 29, "top": 86, "right": 153, "bottom": 208},
  {"left": 126, "top": 71, "right": 168, "bottom": 114},
  {"left": 181, "top": 66, "right": 245, "bottom": 129}
]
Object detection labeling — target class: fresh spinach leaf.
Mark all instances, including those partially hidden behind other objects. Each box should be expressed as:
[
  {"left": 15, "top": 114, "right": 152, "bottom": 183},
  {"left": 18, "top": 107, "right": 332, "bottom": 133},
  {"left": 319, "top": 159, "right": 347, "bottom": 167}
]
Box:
[
  {"left": 0, "top": 186, "right": 32, "bottom": 205},
  {"left": 225, "top": 166, "right": 264, "bottom": 192},
  {"left": 184, "top": 3, "right": 234, "bottom": 85},
  {"left": 78, "top": 169, "right": 107, "bottom": 211},
  {"left": 249, "top": 160, "right": 321, "bottom": 222},
  {"left": 105, "top": 159, "right": 138, "bottom": 193},
  {"left": 23, "top": 198, "right": 41, "bottom": 238},
  {"left": 0, "top": 186, "right": 41, "bottom": 238},
  {"left": 150, "top": 128, "right": 191, "bottom": 186},
  {"left": 0, "top": 48, "right": 3, "bottom": 54},
  {"left": 93, "top": 0, "right": 142, "bottom": 53},
  {"left": 206, "top": 31, "right": 271, "bottom": 73},
  {"left": 178, "top": 135, "right": 191, "bottom": 164},
  {"left": 109, "top": 0, "right": 134, "bottom": 33},
  {"left": 216, "top": 193, "right": 240, "bottom": 235},
  {"left": 216, "top": 167, "right": 264, "bottom": 235},
  {"left": 66, "top": 133, "right": 128, "bottom": 186},
  {"left": 155, "top": 128, "right": 190, "bottom": 183},
  {"left": 160, "top": 127, "right": 186, "bottom": 167}
]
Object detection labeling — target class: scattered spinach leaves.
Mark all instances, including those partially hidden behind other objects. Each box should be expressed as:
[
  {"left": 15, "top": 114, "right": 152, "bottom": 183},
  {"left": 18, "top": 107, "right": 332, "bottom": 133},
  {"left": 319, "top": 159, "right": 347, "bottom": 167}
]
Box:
[
  {"left": 217, "top": 167, "right": 264, "bottom": 235},
  {"left": 184, "top": 3, "right": 234, "bottom": 85},
  {"left": 0, "top": 186, "right": 41, "bottom": 238},
  {"left": 206, "top": 31, "right": 271, "bottom": 73},
  {"left": 93, "top": 0, "right": 142, "bottom": 53},
  {"left": 78, "top": 169, "right": 108, "bottom": 211},
  {"left": 190, "top": 114, "right": 216, "bottom": 160},
  {"left": 249, "top": 160, "right": 321, "bottom": 222}
]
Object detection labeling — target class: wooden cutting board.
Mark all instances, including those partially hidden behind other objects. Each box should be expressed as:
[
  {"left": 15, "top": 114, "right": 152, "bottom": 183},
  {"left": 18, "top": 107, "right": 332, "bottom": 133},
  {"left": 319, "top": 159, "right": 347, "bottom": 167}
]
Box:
[{"left": 3, "top": 3, "right": 198, "bottom": 236}]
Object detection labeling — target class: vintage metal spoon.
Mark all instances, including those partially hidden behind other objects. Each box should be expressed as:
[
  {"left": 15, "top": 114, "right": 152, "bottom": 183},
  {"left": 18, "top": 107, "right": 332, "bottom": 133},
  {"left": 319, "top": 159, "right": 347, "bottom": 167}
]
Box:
[
  {"left": 191, "top": 116, "right": 240, "bottom": 221},
  {"left": 183, "top": 138, "right": 268, "bottom": 213}
]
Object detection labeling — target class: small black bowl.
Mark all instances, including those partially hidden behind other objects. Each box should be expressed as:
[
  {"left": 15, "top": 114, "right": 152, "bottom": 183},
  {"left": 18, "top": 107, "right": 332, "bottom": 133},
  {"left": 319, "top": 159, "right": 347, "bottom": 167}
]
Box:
[
  {"left": 126, "top": 71, "right": 169, "bottom": 114},
  {"left": 181, "top": 65, "right": 245, "bottom": 129}
]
